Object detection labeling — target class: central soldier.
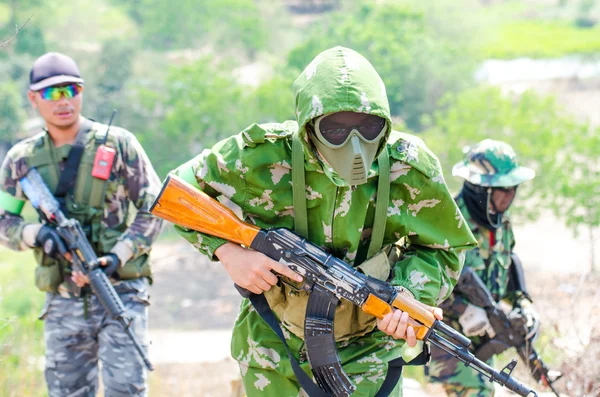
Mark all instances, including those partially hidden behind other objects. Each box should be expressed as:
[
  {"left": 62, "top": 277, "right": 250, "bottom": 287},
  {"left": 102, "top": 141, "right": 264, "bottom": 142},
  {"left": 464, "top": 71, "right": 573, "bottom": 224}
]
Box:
[{"left": 168, "top": 46, "right": 477, "bottom": 396}]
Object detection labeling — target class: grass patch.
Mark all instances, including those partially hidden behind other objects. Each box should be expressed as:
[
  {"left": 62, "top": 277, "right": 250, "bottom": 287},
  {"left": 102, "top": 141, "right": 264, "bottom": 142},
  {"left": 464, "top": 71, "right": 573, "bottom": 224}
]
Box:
[
  {"left": 480, "top": 20, "right": 600, "bottom": 59},
  {"left": 0, "top": 248, "right": 46, "bottom": 397}
]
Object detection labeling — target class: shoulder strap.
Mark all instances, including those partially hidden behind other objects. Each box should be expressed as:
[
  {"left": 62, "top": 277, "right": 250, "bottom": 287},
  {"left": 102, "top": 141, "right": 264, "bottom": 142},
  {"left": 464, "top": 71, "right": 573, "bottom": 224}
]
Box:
[
  {"left": 367, "top": 151, "right": 390, "bottom": 259},
  {"left": 240, "top": 289, "right": 428, "bottom": 397},
  {"left": 244, "top": 292, "right": 330, "bottom": 397},
  {"left": 54, "top": 118, "right": 94, "bottom": 198},
  {"left": 292, "top": 137, "right": 391, "bottom": 258},
  {"left": 292, "top": 133, "right": 308, "bottom": 238}
]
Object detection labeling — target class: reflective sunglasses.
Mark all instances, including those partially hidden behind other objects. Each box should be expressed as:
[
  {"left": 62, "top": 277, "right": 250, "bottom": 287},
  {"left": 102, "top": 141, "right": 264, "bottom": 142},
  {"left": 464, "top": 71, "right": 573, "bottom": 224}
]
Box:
[
  {"left": 314, "top": 114, "right": 387, "bottom": 146},
  {"left": 38, "top": 84, "right": 83, "bottom": 101}
]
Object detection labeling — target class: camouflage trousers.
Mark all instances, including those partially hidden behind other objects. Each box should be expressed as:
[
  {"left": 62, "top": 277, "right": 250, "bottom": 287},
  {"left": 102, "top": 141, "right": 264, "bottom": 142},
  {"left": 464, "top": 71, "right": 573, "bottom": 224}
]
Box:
[
  {"left": 231, "top": 299, "right": 417, "bottom": 397},
  {"left": 40, "top": 278, "right": 150, "bottom": 397},
  {"left": 426, "top": 344, "right": 495, "bottom": 397}
]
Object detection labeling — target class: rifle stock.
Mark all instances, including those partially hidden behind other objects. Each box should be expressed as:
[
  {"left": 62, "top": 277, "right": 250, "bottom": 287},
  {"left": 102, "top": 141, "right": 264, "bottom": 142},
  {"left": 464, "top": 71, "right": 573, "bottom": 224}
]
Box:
[{"left": 150, "top": 175, "right": 260, "bottom": 246}]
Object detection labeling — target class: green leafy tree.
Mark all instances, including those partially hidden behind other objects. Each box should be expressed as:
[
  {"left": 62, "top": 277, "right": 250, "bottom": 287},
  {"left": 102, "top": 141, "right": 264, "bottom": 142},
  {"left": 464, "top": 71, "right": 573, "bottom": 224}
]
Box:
[
  {"left": 144, "top": 56, "right": 252, "bottom": 177},
  {"left": 0, "top": 81, "right": 26, "bottom": 163},
  {"left": 422, "top": 86, "right": 575, "bottom": 204},
  {"left": 0, "top": 80, "right": 26, "bottom": 141},
  {"left": 83, "top": 39, "right": 137, "bottom": 122},
  {"left": 127, "top": 0, "right": 268, "bottom": 57},
  {"left": 287, "top": 1, "right": 477, "bottom": 130},
  {"left": 0, "top": 0, "right": 45, "bottom": 55},
  {"left": 551, "top": 127, "right": 600, "bottom": 271},
  {"left": 422, "top": 86, "right": 600, "bottom": 270},
  {"left": 0, "top": 55, "right": 32, "bottom": 161},
  {"left": 250, "top": 67, "right": 297, "bottom": 124}
]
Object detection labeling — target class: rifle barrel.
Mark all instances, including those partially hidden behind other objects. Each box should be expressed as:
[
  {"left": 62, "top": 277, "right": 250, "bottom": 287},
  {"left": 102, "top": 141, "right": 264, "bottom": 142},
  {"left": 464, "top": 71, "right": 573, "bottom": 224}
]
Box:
[{"left": 428, "top": 332, "right": 537, "bottom": 397}]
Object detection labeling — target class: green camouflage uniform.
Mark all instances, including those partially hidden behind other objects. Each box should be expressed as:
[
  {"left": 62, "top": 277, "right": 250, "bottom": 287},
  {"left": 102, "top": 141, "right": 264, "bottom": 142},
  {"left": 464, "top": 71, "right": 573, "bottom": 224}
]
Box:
[
  {"left": 0, "top": 119, "right": 163, "bottom": 397},
  {"left": 173, "top": 47, "right": 477, "bottom": 397},
  {"left": 427, "top": 139, "right": 535, "bottom": 397}
]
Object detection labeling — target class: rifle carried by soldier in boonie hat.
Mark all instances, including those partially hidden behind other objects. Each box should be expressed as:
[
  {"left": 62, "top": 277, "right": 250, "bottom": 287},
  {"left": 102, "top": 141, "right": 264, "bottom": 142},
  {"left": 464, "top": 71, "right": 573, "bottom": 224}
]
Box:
[
  {"left": 150, "top": 174, "right": 539, "bottom": 397},
  {"left": 456, "top": 266, "right": 562, "bottom": 396}
]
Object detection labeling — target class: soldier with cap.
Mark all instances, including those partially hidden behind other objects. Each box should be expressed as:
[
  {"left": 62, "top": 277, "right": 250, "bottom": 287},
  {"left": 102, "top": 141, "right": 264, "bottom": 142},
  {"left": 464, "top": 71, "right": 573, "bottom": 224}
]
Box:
[
  {"left": 426, "top": 139, "right": 538, "bottom": 397},
  {"left": 0, "top": 52, "right": 163, "bottom": 396}
]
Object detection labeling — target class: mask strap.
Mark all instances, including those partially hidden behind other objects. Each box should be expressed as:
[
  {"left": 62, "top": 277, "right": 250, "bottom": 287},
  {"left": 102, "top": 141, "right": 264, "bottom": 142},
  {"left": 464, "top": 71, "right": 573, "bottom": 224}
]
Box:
[{"left": 486, "top": 187, "right": 503, "bottom": 229}]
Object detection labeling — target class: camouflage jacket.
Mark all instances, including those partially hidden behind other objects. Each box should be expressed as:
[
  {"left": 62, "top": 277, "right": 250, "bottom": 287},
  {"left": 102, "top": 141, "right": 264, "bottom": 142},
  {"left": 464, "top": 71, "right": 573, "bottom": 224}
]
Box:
[
  {"left": 173, "top": 47, "right": 477, "bottom": 319},
  {"left": 440, "top": 195, "right": 516, "bottom": 324},
  {"left": 0, "top": 118, "right": 163, "bottom": 269}
]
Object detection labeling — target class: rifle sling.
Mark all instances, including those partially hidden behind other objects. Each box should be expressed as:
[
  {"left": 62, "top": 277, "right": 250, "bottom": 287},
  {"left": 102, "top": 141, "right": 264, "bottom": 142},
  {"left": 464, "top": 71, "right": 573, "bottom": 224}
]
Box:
[
  {"left": 245, "top": 291, "right": 329, "bottom": 397},
  {"left": 54, "top": 118, "right": 94, "bottom": 211},
  {"left": 244, "top": 290, "right": 428, "bottom": 397}
]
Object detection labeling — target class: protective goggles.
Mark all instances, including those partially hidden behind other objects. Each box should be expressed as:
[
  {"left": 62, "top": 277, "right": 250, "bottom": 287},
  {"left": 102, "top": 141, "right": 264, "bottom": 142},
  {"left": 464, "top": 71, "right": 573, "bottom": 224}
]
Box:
[
  {"left": 314, "top": 114, "right": 387, "bottom": 147},
  {"left": 38, "top": 83, "right": 83, "bottom": 101}
]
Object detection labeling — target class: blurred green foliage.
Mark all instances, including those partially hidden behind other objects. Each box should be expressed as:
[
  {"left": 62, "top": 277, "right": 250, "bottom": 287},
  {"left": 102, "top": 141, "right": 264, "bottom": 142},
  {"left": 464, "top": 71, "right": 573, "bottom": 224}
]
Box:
[
  {"left": 422, "top": 86, "right": 579, "bottom": 215},
  {"left": 117, "top": 0, "right": 268, "bottom": 57},
  {"left": 0, "top": 249, "right": 46, "bottom": 397},
  {"left": 0, "top": 80, "right": 26, "bottom": 142},
  {"left": 154, "top": 56, "right": 251, "bottom": 173},
  {"left": 481, "top": 21, "right": 600, "bottom": 58},
  {"left": 286, "top": 2, "right": 477, "bottom": 130},
  {"left": 421, "top": 85, "right": 600, "bottom": 266}
]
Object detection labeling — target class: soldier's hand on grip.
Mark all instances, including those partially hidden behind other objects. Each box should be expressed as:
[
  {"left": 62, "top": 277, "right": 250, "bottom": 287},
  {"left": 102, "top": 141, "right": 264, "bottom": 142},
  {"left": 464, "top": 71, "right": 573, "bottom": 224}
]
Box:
[
  {"left": 71, "top": 254, "right": 121, "bottom": 287},
  {"left": 35, "top": 225, "right": 69, "bottom": 261},
  {"left": 216, "top": 242, "right": 303, "bottom": 295},
  {"left": 98, "top": 253, "right": 121, "bottom": 280}
]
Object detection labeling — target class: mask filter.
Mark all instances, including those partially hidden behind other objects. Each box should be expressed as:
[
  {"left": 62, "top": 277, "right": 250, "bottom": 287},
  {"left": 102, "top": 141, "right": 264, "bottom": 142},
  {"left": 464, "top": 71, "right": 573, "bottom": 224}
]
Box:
[{"left": 350, "top": 136, "right": 367, "bottom": 184}]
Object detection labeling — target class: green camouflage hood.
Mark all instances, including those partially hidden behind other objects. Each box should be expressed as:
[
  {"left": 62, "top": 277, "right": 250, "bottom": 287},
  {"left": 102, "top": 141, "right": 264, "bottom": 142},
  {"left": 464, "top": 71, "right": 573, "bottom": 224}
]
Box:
[
  {"left": 293, "top": 46, "right": 392, "bottom": 184},
  {"left": 452, "top": 139, "right": 535, "bottom": 187}
]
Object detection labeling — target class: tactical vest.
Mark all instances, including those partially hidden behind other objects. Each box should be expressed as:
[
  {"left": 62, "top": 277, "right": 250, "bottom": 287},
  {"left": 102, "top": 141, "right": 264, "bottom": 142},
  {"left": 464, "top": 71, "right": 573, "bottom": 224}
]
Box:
[
  {"left": 263, "top": 133, "right": 394, "bottom": 342},
  {"left": 24, "top": 123, "right": 151, "bottom": 293}
]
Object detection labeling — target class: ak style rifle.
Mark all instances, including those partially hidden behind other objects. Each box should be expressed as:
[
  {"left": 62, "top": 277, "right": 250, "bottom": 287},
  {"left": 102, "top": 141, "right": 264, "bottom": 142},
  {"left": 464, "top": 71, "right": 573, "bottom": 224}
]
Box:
[
  {"left": 20, "top": 168, "right": 153, "bottom": 371},
  {"left": 456, "top": 267, "right": 562, "bottom": 396},
  {"left": 150, "top": 174, "right": 537, "bottom": 397}
]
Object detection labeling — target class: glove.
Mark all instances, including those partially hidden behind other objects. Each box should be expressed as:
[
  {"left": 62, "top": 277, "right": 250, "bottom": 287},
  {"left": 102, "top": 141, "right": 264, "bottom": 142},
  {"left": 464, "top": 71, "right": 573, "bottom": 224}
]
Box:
[
  {"left": 509, "top": 302, "right": 539, "bottom": 341},
  {"left": 35, "top": 225, "right": 69, "bottom": 260},
  {"left": 97, "top": 253, "right": 121, "bottom": 280},
  {"left": 458, "top": 303, "right": 496, "bottom": 338}
]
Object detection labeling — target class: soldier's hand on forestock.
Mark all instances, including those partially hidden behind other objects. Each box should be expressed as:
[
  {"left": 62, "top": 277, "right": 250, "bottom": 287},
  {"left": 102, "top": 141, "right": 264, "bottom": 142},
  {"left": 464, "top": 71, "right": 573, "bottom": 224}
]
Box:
[
  {"left": 71, "top": 254, "right": 121, "bottom": 287},
  {"left": 377, "top": 306, "right": 443, "bottom": 347},
  {"left": 35, "top": 225, "right": 70, "bottom": 261},
  {"left": 215, "top": 242, "right": 304, "bottom": 295},
  {"left": 97, "top": 253, "right": 121, "bottom": 280}
]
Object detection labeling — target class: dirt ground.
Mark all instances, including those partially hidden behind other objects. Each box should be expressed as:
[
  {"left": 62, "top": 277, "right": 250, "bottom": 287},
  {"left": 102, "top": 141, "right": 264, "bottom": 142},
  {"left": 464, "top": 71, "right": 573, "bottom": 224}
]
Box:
[{"left": 144, "top": 226, "right": 600, "bottom": 397}]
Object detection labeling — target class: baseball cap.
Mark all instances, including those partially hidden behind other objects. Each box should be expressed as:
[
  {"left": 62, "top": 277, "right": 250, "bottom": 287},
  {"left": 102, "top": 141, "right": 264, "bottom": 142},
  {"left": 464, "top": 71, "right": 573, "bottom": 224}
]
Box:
[{"left": 29, "top": 52, "right": 84, "bottom": 91}]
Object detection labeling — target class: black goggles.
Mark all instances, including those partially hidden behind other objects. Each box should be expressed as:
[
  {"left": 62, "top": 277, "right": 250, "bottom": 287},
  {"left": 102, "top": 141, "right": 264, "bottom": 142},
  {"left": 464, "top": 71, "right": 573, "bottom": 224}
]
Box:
[{"left": 314, "top": 114, "right": 387, "bottom": 146}]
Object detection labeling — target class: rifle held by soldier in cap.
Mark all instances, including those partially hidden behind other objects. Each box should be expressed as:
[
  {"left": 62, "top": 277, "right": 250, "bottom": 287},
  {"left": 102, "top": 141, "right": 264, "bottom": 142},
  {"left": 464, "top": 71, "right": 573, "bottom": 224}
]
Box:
[
  {"left": 150, "top": 174, "right": 539, "bottom": 397},
  {"left": 20, "top": 168, "right": 153, "bottom": 371}
]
